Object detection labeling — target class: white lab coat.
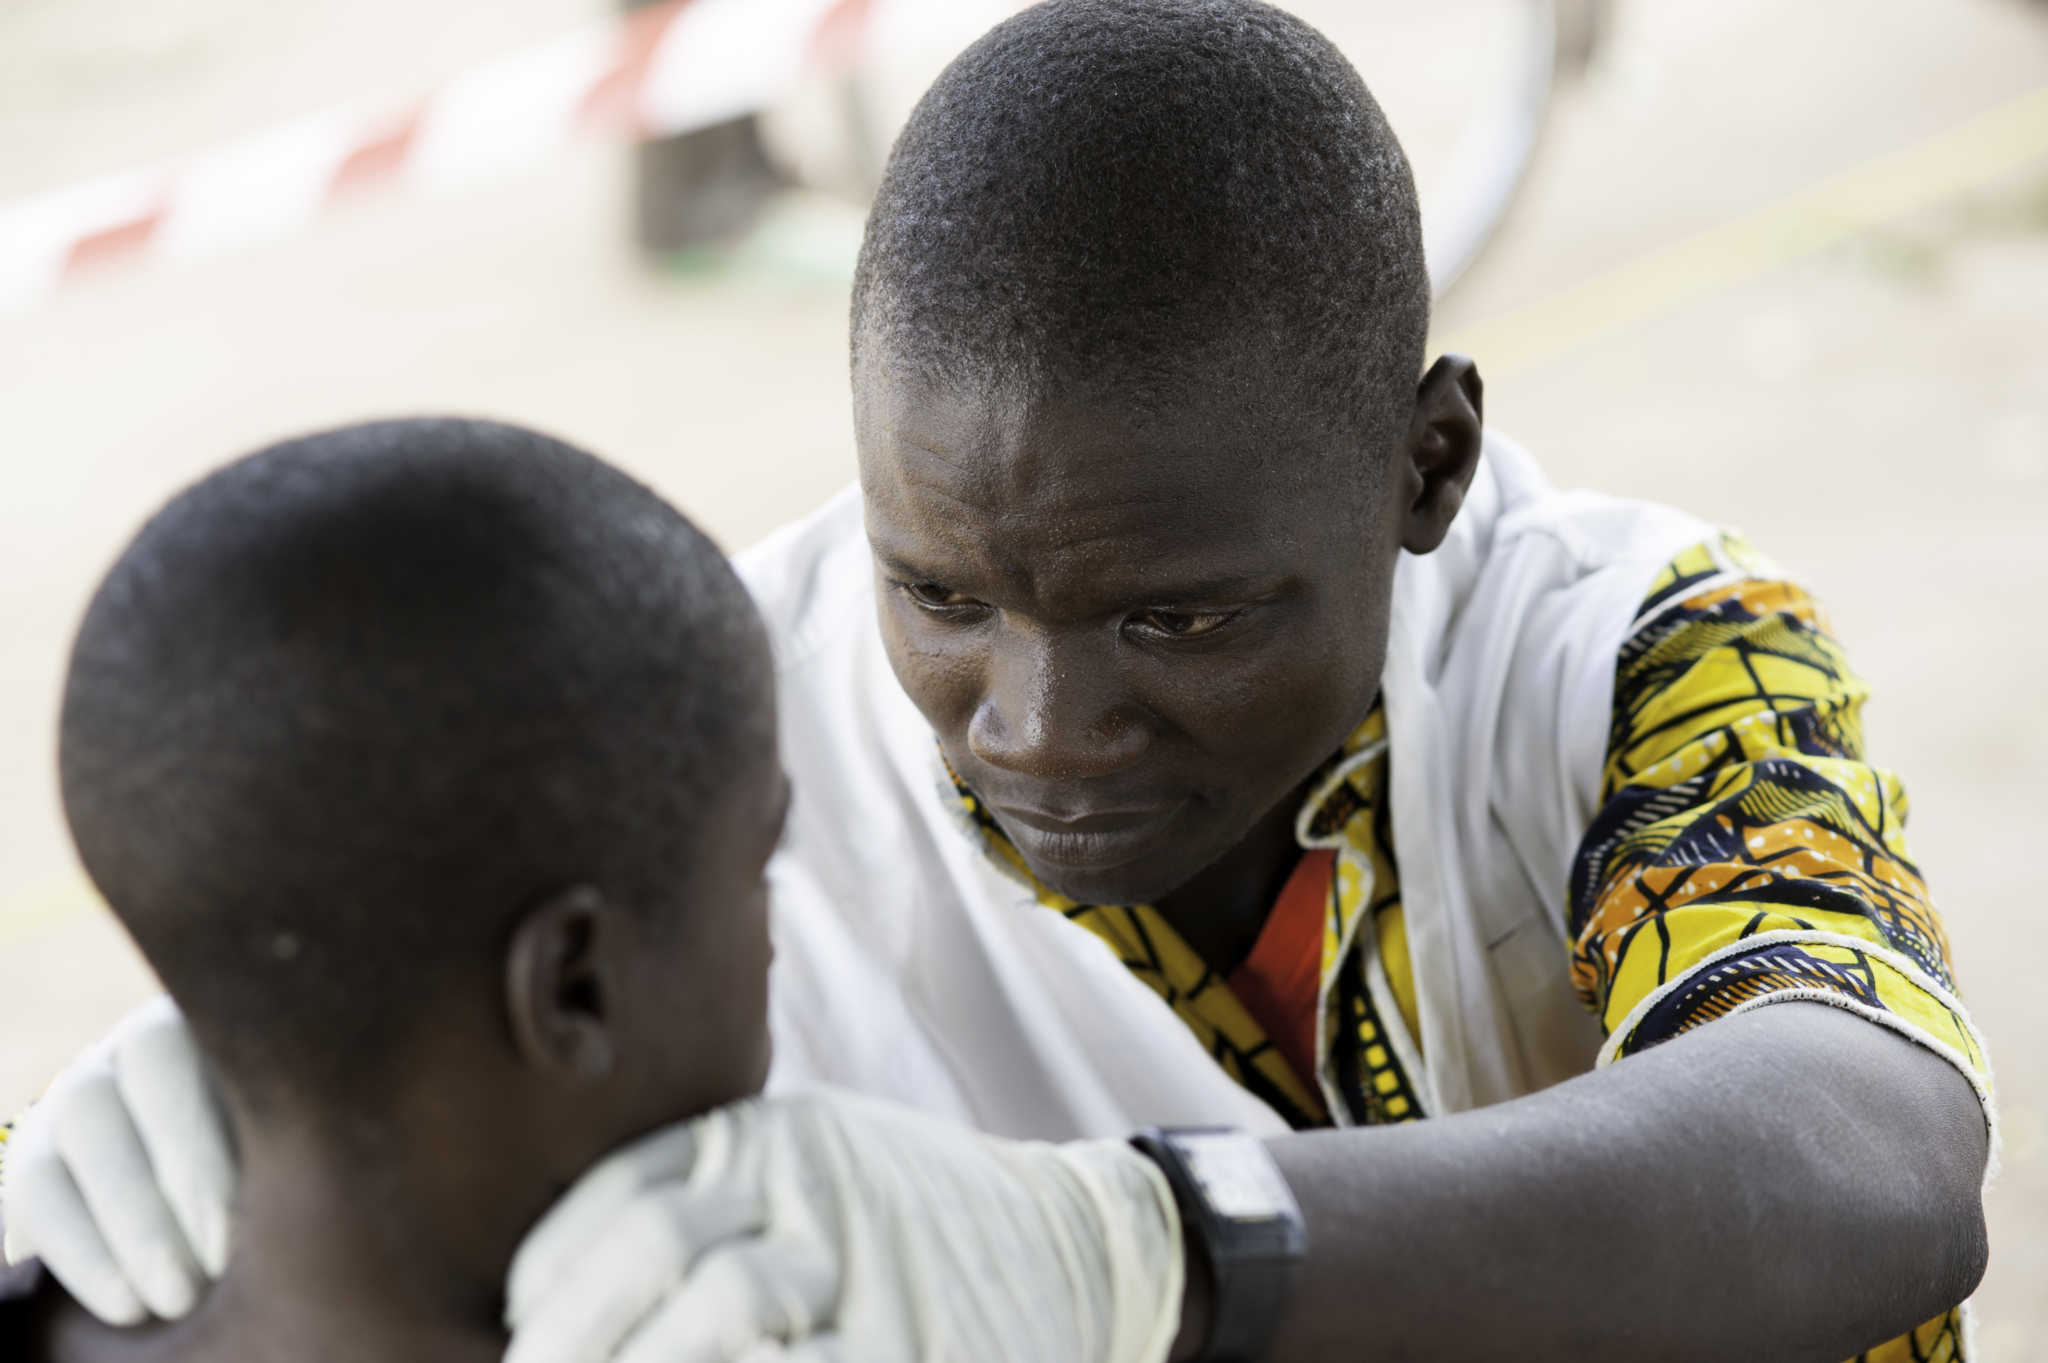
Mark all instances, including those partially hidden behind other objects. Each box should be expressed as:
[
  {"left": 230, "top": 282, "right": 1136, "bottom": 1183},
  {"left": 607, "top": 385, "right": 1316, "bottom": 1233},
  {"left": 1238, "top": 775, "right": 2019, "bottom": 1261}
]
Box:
[{"left": 743, "top": 433, "right": 1711, "bottom": 1138}]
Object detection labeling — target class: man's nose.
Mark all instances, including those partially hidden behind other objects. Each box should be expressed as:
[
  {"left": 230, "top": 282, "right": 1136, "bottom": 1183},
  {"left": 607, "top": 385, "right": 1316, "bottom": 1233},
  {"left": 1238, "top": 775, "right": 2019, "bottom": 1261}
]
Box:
[{"left": 967, "top": 626, "right": 1151, "bottom": 781}]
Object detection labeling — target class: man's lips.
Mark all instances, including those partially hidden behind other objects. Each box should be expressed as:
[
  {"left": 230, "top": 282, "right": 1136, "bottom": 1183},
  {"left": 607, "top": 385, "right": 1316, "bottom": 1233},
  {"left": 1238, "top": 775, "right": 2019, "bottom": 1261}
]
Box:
[{"left": 985, "top": 798, "right": 1188, "bottom": 874}]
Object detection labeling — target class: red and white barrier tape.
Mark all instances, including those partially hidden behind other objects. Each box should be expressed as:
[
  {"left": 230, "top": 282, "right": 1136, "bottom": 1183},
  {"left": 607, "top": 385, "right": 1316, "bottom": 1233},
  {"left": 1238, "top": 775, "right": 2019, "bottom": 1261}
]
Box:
[{"left": 0, "top": 0, "right": 1018, "bottom": 315}]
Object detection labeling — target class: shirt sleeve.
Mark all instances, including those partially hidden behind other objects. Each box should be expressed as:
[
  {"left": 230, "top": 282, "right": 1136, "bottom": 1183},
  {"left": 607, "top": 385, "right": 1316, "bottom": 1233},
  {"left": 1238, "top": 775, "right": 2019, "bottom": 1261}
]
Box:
[{"left": 1567, "top": 532, "right": 1991, "bottom": 1113}]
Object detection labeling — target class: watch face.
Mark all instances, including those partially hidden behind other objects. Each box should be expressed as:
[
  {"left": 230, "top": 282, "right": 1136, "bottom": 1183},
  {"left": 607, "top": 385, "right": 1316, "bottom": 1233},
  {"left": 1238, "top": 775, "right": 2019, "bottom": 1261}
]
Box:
[{"left": 1173, "top": 1132, "right": 1300, "bottom": 1223}]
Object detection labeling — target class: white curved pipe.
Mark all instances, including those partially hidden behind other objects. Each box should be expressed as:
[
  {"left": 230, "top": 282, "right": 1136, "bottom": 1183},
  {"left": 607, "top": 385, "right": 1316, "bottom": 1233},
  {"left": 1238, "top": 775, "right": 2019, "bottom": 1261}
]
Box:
[{"left": 1419, "top": 0, "right": 1556, "bottom": 299}]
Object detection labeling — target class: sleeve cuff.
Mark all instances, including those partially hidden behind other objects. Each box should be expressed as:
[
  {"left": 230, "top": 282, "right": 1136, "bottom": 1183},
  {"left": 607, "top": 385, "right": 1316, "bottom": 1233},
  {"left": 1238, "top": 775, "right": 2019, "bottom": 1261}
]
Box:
[{"left": 1595, "top": 929, "right": 1996, "bottom": 1170}]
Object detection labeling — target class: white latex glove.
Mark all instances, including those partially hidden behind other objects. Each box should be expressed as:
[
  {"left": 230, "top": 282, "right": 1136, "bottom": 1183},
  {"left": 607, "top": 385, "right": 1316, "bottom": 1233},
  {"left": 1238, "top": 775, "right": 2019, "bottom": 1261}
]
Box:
[
  {"left": 506, "top": 1090, "right": 1185, "bottom": 1363},
  {"left": 0, "top": 994, "right": 239, "bottom": 1324}
]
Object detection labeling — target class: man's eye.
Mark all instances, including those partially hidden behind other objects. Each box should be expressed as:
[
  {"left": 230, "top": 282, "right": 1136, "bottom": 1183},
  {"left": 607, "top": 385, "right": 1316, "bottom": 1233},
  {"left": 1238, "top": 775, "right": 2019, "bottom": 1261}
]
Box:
[
  {"left": 1133, "top": 608, "right": 1234, "bottom": 638},
  {"left": 902, "top": 582, "right": 982, "bottom": 612}
]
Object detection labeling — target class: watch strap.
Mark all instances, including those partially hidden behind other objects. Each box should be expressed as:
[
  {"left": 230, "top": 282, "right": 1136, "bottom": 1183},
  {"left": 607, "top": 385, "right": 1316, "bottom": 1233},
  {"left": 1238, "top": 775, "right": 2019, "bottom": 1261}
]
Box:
[{"left": 1132, "top": 1127, "right": 1306, "bottom": 1363}]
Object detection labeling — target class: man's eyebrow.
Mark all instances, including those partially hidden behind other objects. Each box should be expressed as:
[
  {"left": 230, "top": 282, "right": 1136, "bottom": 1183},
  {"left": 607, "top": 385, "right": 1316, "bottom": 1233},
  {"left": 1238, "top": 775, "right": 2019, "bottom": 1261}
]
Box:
[
  {"left": 869, "top": 544, "right": 944, "bottom": 580},
  {"left": 871, "top": 540, "right": 1280, "bottom": 606},
  {"left": 1127, "top": 572, "right": 1282, "bottom": 606}
]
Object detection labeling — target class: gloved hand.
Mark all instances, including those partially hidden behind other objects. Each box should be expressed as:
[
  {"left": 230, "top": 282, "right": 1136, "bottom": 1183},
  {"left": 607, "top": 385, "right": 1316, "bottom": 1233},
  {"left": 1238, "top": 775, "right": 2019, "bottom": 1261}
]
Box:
[
  {"left": 506, "top": 1090, "right": 1186, "bottom": 1363},
  {"left": 0, "top": 994, "right": 238, "bottom": 1324}
]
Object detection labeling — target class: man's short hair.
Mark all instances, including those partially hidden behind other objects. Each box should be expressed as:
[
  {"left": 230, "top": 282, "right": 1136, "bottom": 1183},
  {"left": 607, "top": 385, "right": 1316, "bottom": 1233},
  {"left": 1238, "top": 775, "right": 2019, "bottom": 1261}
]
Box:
[
  {"left": 59, "top": 419, "right": 772, "bottom": 1102},
  {"left": 852, "top": 0, "right": 1431, "bottom": 454}
]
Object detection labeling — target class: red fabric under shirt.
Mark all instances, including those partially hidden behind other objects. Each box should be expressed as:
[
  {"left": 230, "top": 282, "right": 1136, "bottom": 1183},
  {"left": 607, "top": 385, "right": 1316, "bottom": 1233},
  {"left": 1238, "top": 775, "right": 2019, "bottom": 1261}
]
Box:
[{"left": 1226, "top": 847, "right": 1335, "bottom": 1103}]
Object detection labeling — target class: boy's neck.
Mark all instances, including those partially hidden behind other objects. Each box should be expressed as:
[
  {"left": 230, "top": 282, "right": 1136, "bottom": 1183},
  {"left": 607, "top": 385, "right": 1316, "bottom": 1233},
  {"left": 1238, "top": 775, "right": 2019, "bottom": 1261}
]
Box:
[
  {"left": 208, "top": 1114, "right": 514, "bottom": 1362},
  {"left": 49, "top": 1104, "right": 532, "bottom": 1363}
]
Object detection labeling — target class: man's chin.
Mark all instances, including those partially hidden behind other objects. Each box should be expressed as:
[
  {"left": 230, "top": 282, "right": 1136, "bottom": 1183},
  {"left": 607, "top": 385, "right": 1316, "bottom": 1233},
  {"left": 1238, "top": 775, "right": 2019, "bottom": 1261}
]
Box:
[{"left": 1024, "top": 851, "right": 1201, "bottom": 911}]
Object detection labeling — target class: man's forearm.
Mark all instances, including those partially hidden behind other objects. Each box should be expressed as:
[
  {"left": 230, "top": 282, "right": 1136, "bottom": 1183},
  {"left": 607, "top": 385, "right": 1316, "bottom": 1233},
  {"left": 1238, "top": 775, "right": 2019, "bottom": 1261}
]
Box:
[{"left": 1253, "top": 1003, "right": 1988, "bottom": 1363}]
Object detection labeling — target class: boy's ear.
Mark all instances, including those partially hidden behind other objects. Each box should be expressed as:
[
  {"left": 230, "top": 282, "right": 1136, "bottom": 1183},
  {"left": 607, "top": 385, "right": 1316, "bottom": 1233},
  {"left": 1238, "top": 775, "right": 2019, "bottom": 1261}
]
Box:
[
  {"left": 505, "top": 886, "right": 619, "bottom": 1084},
  {"left": 1395, "top": 353, "right": 1485, "bottom": 555}
]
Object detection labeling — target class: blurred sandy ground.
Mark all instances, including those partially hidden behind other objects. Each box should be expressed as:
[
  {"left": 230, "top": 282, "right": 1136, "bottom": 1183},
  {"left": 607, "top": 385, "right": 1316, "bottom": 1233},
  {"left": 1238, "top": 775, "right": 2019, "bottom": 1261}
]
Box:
[{"left": 1, "top": 0, "right": 2045, "bottom": 1349}]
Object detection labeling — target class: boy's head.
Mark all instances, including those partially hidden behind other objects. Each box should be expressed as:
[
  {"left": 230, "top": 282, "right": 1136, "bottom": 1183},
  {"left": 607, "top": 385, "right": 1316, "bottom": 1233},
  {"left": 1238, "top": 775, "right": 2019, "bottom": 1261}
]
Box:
[
  {"left": 851, "top": 0, "right": 1481, "bottom": 907},
  {"left": 60, "top": 420, "right": 780, "bottom": 1159}
]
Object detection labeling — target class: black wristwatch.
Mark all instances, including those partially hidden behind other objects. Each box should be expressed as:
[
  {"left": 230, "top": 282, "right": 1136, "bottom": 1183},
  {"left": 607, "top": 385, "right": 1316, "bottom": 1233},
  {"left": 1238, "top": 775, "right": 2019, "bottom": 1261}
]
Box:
[{"left": 1131, "top": 1127, "right": 1306, "bottom": 1363}]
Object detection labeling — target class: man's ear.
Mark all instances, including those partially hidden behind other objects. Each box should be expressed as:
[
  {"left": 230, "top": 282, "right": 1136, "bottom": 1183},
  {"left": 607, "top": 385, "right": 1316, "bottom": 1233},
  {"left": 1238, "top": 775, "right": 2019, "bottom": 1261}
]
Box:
[
  {"left": 1395, "top": 353, "right": 1485, "bottom": 555},
  {"left": 505, "top": 885, "right": 619, "bottom": 1084}
]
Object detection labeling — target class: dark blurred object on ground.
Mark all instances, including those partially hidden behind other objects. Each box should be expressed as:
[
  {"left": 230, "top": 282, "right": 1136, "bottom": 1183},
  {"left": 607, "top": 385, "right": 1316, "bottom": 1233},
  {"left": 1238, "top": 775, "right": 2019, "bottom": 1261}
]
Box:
[
  {"left": 634, "top": 114, "right": 789, "bottom": 252},
  {"left": 1554, "top": 0, "right": 1611, "bottom": 74},
  {"left": 623, "top": 0, "right": 790, "bottom": 254}
]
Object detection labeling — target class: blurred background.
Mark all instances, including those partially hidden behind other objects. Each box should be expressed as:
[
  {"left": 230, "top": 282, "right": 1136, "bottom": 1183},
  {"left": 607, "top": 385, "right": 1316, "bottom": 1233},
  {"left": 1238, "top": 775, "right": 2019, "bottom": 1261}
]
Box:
[{"left": 1, "top": 0, "right": 2045, "bottom": 1351}]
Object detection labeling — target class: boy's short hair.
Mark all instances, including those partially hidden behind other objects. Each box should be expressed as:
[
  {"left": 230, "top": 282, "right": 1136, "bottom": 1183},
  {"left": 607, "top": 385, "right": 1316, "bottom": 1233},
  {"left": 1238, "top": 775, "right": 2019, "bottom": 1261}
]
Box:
[
  {"left": 59, "top": 419, "right": 772, "bottom": 1103},
  {"left": 852, "top": 0, "right": 1431, "bottom": 458}
]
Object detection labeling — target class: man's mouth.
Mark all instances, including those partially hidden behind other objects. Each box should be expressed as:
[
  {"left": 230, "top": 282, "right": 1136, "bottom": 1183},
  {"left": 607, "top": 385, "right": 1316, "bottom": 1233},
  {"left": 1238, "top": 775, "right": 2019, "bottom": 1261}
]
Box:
[{"left": 986, "top": 798, "right": 1188, "bottom": 874}]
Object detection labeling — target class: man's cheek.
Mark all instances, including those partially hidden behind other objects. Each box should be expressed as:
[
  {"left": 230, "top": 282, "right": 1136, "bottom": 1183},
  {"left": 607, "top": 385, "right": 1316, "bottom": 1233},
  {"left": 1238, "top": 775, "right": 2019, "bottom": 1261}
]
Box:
[
  {"left": 881, "top": 617, "right": 978, "bottom": 724},
  {"left": 1232, "top": 680, "right": 1363, "bottom": 765},
  {"left": 1180, "top": 657, "right": 1328, "bottom": 732}
]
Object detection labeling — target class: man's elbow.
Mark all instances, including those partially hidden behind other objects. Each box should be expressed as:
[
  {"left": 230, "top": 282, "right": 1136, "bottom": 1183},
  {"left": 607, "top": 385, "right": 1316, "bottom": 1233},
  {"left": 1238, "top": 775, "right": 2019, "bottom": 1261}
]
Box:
[
  {"left": 1847, "top": 1042, "right": 1991, "bottom": 1332},
  {"left": 1930, "top": 1183, "right": 1990, "bottom": 1310},
  {"left": 1748, "top": 1004, "right": 1992, "bottom": 1344},
  {"left": 1905, "top": 1048, "right": 1992, "bottom": 1316},
  {"left": 1841, "top": 1168, "right": 1989, "bottom": 1355},
  {"left": 1905, "top": 1143, "right": 1989, "bottom": 1319},
  {"left": 1784, "top": 1101, "right": 1988, "bottom": 1359}
]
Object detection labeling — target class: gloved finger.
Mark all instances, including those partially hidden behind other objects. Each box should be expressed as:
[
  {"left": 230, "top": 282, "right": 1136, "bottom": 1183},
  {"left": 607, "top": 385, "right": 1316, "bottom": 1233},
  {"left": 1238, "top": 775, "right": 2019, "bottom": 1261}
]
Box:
[
  {"left": 506, "top": 1182, "right": 767, "bottom": 1363},
  {"left": 102, "top": 994, "right": 185, "bottom": 1054},
  {"left": 3, "top": 1028, "right": 114, "bottom": 1271},
  {"left": 52, "top": 1070, "right": 205, "bottom": 1319},
  {"left": 508, "top": 1121, "right": 701, "bottom": 1328},
  {"left": 611, "top": 1237, "right": 842, "bottom": 1363},
  {"left": 2, "top": 1130, "right": 147, "bottom": 1325},
  {"left": 114, "top": 1005, "right": 238, "bottom": 1278}
]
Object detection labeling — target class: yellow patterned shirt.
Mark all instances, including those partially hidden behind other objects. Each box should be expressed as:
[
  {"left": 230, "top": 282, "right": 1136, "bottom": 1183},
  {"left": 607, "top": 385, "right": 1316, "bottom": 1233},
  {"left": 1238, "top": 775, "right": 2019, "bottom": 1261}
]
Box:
[
  {"left": 952, "top": 530, "right": 1987, "bottom": 1363},
  {"left": 1577, "top": 534, "right": 1987, "bottom": 1362}
]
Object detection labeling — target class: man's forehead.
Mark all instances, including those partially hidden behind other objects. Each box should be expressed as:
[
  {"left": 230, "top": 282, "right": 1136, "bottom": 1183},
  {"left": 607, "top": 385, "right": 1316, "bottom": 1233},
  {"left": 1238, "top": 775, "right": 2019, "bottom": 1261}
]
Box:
[
  {"left": 855, "top": 381, "right": 1356, "bottom": 604},
  {"left": 865, "top": 509, "right": 1298, "bottom": 616},
  {"left": 857, "top": 378, "right": 1334, "bottom": 525}
]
